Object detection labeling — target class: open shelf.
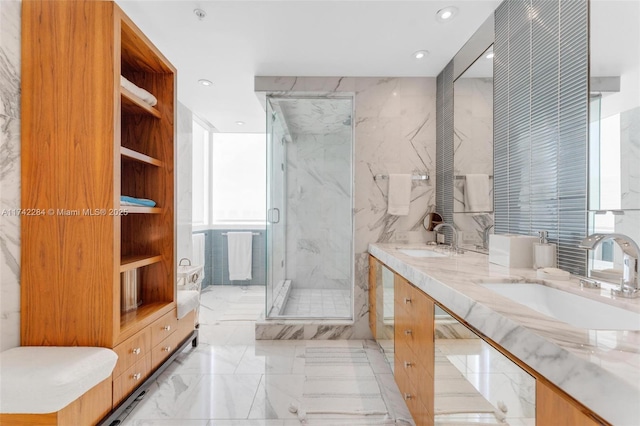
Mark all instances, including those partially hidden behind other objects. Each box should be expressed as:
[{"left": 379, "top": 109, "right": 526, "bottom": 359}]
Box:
[
  {"left": 121, "top": 146, "right": 164, "bottom": 167},
  {"left": 119, "top": 301, "right": 174, "bottom": 338},
  {"left": 121, "top": 87, "right": 161, "bottom": 118},
  {"left": 123, "top": 206, "right": 162, "bottom": 214},
  {"left": 120, "top": 254, "right": 162, "bottom": 272}
]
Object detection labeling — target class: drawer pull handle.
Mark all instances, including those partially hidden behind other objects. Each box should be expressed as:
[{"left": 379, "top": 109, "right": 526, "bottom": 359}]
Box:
[
  {"left": 404, "top": 329, "right": 412, "bottom": 335},
  {"left": 131, "top": 347, "right": 141, "bottom": 355},
  {"left": 162, "top": 346, "right": 171, "bottom": 352},
  {"left": 404, "top": 393, "right": 413, "bottom": 400},
  {"left": 163, "top": 325, "right": 171, "bottom": 331},
  {"left": 132, "top": 373, "right": 141, "bottom": 381},
  {"left": 404, "top": 361, "right": 413, "bottom": 368},
  {"left": 404, "top": 298, "right": 412, "bottom": 304}
]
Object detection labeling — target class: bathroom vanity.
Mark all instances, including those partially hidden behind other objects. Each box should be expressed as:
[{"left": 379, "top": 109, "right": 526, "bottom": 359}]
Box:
[{"left": 368, "top": 244, "right": 640, "bottom": 425}]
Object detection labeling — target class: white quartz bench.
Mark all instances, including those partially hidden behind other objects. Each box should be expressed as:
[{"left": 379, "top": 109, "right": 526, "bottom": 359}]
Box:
[{"left": 0, "top": 346, "right": 117, "bottom": 425}]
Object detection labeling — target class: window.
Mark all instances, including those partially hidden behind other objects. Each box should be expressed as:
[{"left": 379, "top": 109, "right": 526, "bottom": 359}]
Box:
[
  {"left": 192, "top": 118, "right": 210, "bottom": 226},
  {"left": 211, "top": 133, "right": 266, "bottom": 223}
]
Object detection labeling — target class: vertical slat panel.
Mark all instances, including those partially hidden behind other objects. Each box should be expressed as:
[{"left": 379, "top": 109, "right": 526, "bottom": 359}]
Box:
[
  {"left": 436, "top": 62, "right": 454, "bottom": 244},
  {"left": 557, "top": 0, "right": 588, "bottom": 274},
  {"left": 531, "top": 0, "right": 560, "bottom": 242},
  {"left": 494, "top": 0, "right": 510, "bottom": 235},
  {"left": 491, "top": 0, "right": 587, "bottom": 275}
]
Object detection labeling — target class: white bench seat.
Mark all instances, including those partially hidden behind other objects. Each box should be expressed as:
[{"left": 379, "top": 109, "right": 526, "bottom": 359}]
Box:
[
  {"left": 0, "top": 346, "right": 117, "bottom": 415},
  {"left": 177, "top": 290, "right": 200, "bottom": 320}
]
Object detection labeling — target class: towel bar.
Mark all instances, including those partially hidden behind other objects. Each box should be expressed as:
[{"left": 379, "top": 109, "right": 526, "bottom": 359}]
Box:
[
  {"left": 455, "top": 175, "right": 493, "bottom": 179},
  {"left": 374, "top": 174, "right": 429, "bottom": 182},
  {"left": 221, "top": 232, "right": 261, "bottom": 236}
]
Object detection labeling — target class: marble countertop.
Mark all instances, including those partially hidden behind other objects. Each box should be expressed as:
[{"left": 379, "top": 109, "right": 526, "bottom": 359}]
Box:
[{"left": 369, "top": 243, "right": 640, "bottom": 425}]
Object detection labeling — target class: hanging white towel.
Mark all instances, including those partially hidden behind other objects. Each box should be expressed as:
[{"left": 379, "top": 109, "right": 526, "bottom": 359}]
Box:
[
  {"left": 192, "top": 233, "right": 205, "bottom": 267},
  {"left": 464, "top": 174, "right": 492, "bottom": 212},
  {"left": 227, "top": 232, "right": 253, "bottom": 281},
  {"left": 387, "top": 174, "right": 412, "bottom": 216}
]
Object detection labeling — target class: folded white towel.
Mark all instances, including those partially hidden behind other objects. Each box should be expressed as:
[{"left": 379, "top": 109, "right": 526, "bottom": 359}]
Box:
[
  {"left": 227, "top": 232, "right": 253, "bottom": 281},
  {"left": 120, "top": 75, "right": 158, "bottom": 107},
  {"left": 387, "top": 174, "right": 412, "bottom": 216},
  {"left": 464, "top": 174, "right": 492, "bottom": 212}
]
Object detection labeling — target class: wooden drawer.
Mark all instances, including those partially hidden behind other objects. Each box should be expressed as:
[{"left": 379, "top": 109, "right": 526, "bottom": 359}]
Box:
[
  {"left": 113, "top": 352, "right": 152, "bottom": 407},
  {"left": 112, "top": 326, "right": 151, "bottom": 377},
  {"left": 150, "top": 309, "right": 178, "bottom": 347},
  {"left": 395, "top": 365, "right": 431, "bottom": 426},
  {"left": 395, "top": 334, "right": 421, "bottom": 378},
  {"left": 151, "top": 326, "right": 188, "bottom": 370},
  {"left": 395, "top": 275, "right": 414, "bottom": 312},
  {"left": 177, "top": 309, "right": 196, "bottom": 340},
  {"left": 406, "top": 287, "right": 435, "bottom": 371}
]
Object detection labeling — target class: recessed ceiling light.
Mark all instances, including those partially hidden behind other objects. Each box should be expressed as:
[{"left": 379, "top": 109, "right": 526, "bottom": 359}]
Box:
[
  {"left": 436, "top": 6, "right": 458, "bottom": 22},
  {"left": 198, "top": 79, "right": 213, "bottom": 86},
  {"left": 413, "top": 50, "right": 429, "bottom": 60},
  {"left": 235, "top": 121, "right": 245, "bottom": 126},
  {"left": 486, "top": 52, "right": 495, "bottom": 59}
]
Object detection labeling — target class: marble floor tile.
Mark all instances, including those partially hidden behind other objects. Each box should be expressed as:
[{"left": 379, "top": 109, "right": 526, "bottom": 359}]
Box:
[
  {"left": 165, "top": 344, "right": 248, "bottom": 375},
  {"left": 118, "top": 287, "right": 409, "bottom": 425},
  {"left": 176, "top": 374, "right": 263, "bottom": 419},
  {"left": 121, "top": 373, "right": 204, "bottom": 422},
  {"left": 247, "top": 374, "right": 305, "bottom": 419}
]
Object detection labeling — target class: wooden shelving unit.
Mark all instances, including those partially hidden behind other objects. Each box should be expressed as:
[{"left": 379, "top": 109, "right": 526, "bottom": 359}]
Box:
[
  {"left": 121, "top": 87, "right": 162, "bottom": 118},
  {"left": 21, "top": 2, "right": 182, "bottom": 420},
  {"left": 121, "top": 255, "right": 163, "bottom": 272},
  {"left": 121, "top": 146, "right": 164, "bottom": 167}
]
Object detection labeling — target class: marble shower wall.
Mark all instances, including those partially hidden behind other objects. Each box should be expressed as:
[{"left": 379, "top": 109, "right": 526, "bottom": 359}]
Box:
[
  {"left": 614, "top": 106, "right": 640, "bottom": 262},
  {"left": 453, "top": 77, "right": 494, "bottom": 247},
  {"left": 286, "top": 130, "right": 352, "bottom": 290},
  {"left": 0, "top": 0, "right": 21, "bottom": 351},
  {"left": 256, "top": 77, "right": 437, "bottom": 339},
  {"left": 177, "top": 102, "right": 193, "bottom": 263},
  {"left": 620, "top": 106, "right": 640, "bottom": 211}
]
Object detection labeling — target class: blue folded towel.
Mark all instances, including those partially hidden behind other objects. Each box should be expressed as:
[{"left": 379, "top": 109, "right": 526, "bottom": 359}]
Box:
[{"left": 120, "top": 196, "right": 157, "bottom": 207}]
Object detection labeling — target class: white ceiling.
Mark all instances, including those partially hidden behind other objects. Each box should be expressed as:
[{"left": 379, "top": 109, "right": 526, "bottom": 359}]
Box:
[
  {"left": 116, "top": 1, "right": 637, "bottom": 133},
  {"left": 116, "top": 0, "right": 501, "bottom": 133}
]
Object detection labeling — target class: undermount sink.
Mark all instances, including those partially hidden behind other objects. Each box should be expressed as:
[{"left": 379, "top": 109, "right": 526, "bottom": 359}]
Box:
[
  {"left": 481, "top": 283, "right": 640, "bottom": 331},
  {"left": 398, "top": 249, "right": 447, "bottom": 258}
]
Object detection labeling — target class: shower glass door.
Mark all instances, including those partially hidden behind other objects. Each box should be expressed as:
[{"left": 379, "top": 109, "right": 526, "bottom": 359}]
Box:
[
  {"left": 266, "top": 98, "right": 287, "bottom": 317},
  {"left": 265, "top": 95, "right": 354, "bottom": 319}
]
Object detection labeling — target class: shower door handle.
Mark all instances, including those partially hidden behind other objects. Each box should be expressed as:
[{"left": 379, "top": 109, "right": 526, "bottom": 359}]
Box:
[{"left": 268, "top": 208, "right": 280, "bottom": 224}]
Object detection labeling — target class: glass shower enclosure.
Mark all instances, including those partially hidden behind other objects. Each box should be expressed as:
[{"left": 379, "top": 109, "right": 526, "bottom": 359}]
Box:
[{"left": 265, "top": 95, "right": 354, "bottom": 319}]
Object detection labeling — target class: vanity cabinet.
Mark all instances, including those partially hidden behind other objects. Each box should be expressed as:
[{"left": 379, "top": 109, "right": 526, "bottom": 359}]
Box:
[
  {"left": 370, "top": 255, "right": 610, "bottom": 426},
  {"left": 20, "top": 1, "right": 192, "bottom": 421},
  {"left": 537, "top": 381, "right": 604, "bottom": 426},
  {"left": 394, "top": 275, "right": 435, "bottom": 426}
]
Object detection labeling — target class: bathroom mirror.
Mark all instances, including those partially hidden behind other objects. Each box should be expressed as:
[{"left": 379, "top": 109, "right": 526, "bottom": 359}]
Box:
[
  {"left": 433, "top": 305, "right": 535, "bottom": 424},
  {"left": 453, "top": 45, "right": 494, "bottom": 252},
  {"left": 587, "top": 1, "right": 640, "bottom": 277}
]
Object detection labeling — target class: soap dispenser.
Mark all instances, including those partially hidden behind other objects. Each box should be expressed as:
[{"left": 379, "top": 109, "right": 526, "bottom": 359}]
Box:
[{"left": 533, "top": 231, "right": 556, "bottom": 269}]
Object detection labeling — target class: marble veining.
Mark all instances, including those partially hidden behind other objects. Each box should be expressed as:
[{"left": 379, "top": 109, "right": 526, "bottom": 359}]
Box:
[
  {"left": 369, "top": 243, "right": 640, "bottom": 425},
  {"left": 0, "top": 0, "right": 21, "bottom": 352},
  {"left": 120, "top": 288, "right": 412, "bottom": 425},
  {"left": 257, "top": 76, "right": 437, "bottom": 339},
  {"left": 621, "top": 106, "right": 640, "bottom": 211},
  {"left": 453, "top": 77, "right": 494, "bottom": 248}
]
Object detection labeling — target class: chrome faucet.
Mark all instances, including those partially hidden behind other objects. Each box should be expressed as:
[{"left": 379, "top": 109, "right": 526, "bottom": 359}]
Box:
[
  {"left": 434, "top": 223, "right": 464, "bottom": 254},
  {"left": 482, "top": 224, "right": 494, "bottom": 250},
  {"left": 579, "top": 233, "right": 640, "bottom": 298}
]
